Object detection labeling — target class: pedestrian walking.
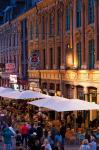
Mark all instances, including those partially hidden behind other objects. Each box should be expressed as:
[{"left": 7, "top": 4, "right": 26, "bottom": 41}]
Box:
[
  {"left": 2, "top": 125, "right": 14, "bottom": 150},
  {"left": 20, "top": 123, "right": 29, "bottom": 147}
]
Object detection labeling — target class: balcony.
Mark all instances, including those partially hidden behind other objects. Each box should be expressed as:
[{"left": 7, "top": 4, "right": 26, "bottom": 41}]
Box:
[{"left": 28, "top": 69, "right": 99, "bottom": 84}]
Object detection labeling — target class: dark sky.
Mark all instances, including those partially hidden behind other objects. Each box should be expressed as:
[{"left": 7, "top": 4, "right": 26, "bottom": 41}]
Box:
[
  {"left": 0, "top": 0, "right": 10, "bottom": 12},
  {"left": 0, "top": 0, "right": 43, "bottom": 14}
]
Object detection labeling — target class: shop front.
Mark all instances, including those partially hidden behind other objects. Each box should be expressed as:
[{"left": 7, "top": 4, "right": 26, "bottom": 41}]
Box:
[
  {"left": 41, "top": 82, "right": 48, "bottom": 94},
  {"left": 28, "top": 78, "right": 41, "bottom": 92},
  {"left": 65, "top": 84, "right": 74, "bottom": 99},
  {"left": 48, "top": 83, "right": 55, "bottom": 96}
]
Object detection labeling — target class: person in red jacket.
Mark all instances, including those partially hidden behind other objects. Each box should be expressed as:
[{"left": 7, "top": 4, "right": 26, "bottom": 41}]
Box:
[{"left": 20, "top": 123, "right": 29, "bottom": 147}]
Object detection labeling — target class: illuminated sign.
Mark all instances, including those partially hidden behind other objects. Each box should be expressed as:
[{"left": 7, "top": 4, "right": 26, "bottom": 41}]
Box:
[
  {"left": 5, "top": 63, "right": 15, "bottom": 73},
  {"left": 29, "top": 50, "right": 40, "bottom": 69},
  {"left": 10, "top": 75, "right": 17, "bottom": 83}
]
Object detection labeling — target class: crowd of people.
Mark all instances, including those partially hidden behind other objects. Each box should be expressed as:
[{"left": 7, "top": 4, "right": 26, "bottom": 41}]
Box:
[
  {"left": 0, "top": 120, "right": 65, "bottom": 150},
  {"left": 0, "top": 101, "right": 99, "bottom": 150},
  {"left": 0, "top": 118, "right": 99, "bottom": 150}
]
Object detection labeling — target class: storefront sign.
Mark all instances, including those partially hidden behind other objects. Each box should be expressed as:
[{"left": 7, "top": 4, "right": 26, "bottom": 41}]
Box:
[
  {"left": 29, "top": 50, "right": 40, "bottom": 69},
  {"left": 9, "top": 75, "right": 17, "bottom": 83},
  {"left": 5, "top": 63, "right": 15, "bottom": 73}
]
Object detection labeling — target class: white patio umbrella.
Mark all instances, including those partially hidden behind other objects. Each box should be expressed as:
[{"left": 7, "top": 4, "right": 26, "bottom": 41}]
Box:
[
  {"left": 0, "top": 87, "right": 14, "bottom": 97},
  {"left": 1, "top": 90, "right": 51, "bottom": 99},
  {"left": 0, "top": 87, "right": 6, "bottom": 92},
  {"left": 0, "top": 90, "right": 20, "bottom": 98},
  {"left": 28, "top": 96, "right": 99, "bottom": 112}
]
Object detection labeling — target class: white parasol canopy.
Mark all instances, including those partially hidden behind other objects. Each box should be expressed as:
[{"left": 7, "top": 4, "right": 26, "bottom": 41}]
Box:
[
  {"left": 0, "top": 87, "right": 14, "bottom": 97},
  {"left": 28, "top": 96, "right": 99, "bottom": 112},
  {"left": 1, "top": 90, "right": 50, "bottom": 99},
  {"left": 0, "top": 87, "right": 6, "bottom": 92},
  {"left": 0, "top": 90, "right": 20, "bottom": 98}
]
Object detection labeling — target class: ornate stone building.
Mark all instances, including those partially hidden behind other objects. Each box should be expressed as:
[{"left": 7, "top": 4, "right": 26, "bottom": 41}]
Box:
[
  {"left": 27, "top": 0, "right": 99, "bottom": 120},
  {"left": 0, "top": 20, "right": 20, "bottom": 86}
]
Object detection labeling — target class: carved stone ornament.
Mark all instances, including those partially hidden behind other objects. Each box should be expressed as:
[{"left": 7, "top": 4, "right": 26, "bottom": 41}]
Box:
[
  {"left": 57, "top": 0, "right": 64, "bottom": 15},
  {"left": 50, "top": 7, "right": 55, "bottom": 18}
]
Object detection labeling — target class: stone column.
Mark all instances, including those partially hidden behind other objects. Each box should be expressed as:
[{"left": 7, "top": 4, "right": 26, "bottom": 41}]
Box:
[
  {"left": 54, "top": 5, "right": 57, "bottom": 69},
  {"left": 73, "top": 86, "right": 77, "bottom": 99},
  {"left": 94, "top": 0, "right": 97, "bottom": 66},
  {"left": 83, "top": 87, "right": 88, "bottom": 128},
  {"left": 45, "top": 14, "right": 49, "bottom": 69},
  {"left": 60, "top": 4, "right": 65, "bottom": 69},
  {"left": 97, "top": 88, "right": 99, "bottom": 104},
  {"left": 81, "top": 0, "right": 86, "bottom": 64},
  {"left": 89, "top": 94, "right": 93, "bottom": 121},
  {"left": 84, "top": 87, "right": 88, "bottom": 101},
  {"left": 73, "top": 0, "right": 77, "bottom": 67},
  {"left": 84, "top": 0, "right": 88, "bottom": 67}
]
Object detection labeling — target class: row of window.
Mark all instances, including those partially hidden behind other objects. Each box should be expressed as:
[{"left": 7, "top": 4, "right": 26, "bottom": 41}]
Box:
[
  {"left": 29, "top": 0, "right": 95, "bottom": 40},
  {"left": 41, "top": 39, "right": 95, "bottom": 70},
  {"left": 77, "top": 39, "right": 95, "bottom": 69},
  {"left": 0, "top": 34, "right": 18, "bottom": 51},
  {"left": 0, "top": 55, "right": 16, "bottom": 64}
]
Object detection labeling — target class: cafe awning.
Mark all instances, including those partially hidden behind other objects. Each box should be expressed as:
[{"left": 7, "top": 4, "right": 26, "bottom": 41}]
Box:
[
  {"left": 28, "top": 96, "right": 99, "bottom": 112},
  {"left": 0, "top": 90, "right": 50, "bottom": 99}
]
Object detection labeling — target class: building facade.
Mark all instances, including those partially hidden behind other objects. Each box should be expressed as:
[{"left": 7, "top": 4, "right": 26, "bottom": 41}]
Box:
[
  {"left": 0, "top": 0, "right": 99, "bottom": 120},
  {"left": 27, "top": 0, "right": 99, "bottom": 120},
  {"left": 0, "top": 20, "right": 20, "bottom": 87}
]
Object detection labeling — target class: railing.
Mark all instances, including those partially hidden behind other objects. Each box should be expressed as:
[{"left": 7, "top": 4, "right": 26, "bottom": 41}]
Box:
[{"left": 28, "top": 69, "right": 99, "bottom": 83}]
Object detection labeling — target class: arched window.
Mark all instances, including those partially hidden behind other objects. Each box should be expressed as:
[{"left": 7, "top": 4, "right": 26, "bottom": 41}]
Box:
[
  {"left": 66, "top": 4, "right": 70, "bottom": 31},
  {"left": 88, "top": 0, "right": 94, "bottom": 24},
  {"left": 49, "top": 14, "right": 54, "bottom": 36},
  {"left": 30, "top": 21, "right": 33, "bottom": 40},
  {"left": 42, "top": 16, "right": 45, "bottom": 39},
  {"left": 88, "top": 39, "right": 95, "bottom": 69},
  {"left": 77, "top": 42, "right": 82, "bottom": 68},
  {"left": 36, "top": 18, "right": 38, "bottom": 38},
  {"left": 57, "top": 11, "right": 61, "bottom": 35},
  {"left": 76, "top": 0, "right": 82, "bottom": 27}
]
